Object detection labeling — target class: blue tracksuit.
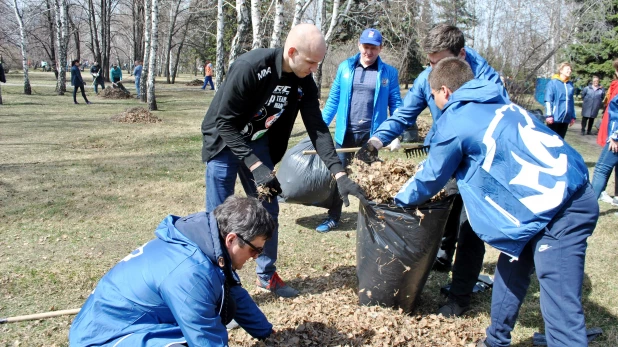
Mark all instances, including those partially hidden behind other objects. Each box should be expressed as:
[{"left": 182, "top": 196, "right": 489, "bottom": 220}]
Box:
[
  {"left": 372, "top": 47, "right": 507, "bottom": 146},
  {"left": 322, "top": 54, "right": 402, "bottom": 145},
  {"left": 69, "top": 213, "right": 272, "bottom": 346},
  {"left": 544, "top": 75, "right": 576, "bottom": 123},
  {"left": 395, "top": 79, "right": 598, "bottom": 347}
]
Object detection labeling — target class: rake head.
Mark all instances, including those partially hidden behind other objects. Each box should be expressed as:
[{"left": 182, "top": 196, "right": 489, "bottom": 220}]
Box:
[{"left": 404, "top": 145, "right": 430, "bottom": 158}]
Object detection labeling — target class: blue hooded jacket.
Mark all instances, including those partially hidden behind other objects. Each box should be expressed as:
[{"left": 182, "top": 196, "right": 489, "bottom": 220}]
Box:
[
  {"left": 69, "top": 212, "right": 272, "bottom": 347},
  {"left": 372, "top": 47, "right": 507, "bottom": 146},
  {"left": 395, "top": 80, "right": 589, "bottom": 258},
  {"left": 322, "top": 54, "right": 402, "bottom": 145},
  {"left": 544, "top": 75, "right": 576, "bottom": 123}
]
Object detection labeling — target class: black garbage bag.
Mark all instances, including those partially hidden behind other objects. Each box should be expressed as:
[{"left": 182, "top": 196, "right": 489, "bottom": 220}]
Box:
[
  {"left": 276, "top": 137, "right": 338, "bottom": 208},
  {"left": 401, "top": 125, "right": 419, "bottom": 143},
  {"left": 356, "top": 197, "right": 455, "bottom": 313}
]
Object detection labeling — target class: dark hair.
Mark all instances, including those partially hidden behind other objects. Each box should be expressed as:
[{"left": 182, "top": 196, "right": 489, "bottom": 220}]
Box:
[
  {"left": 422, "top": 23, "right": 465, "bottom": 56},
  {"left": 71, "top": 59, "right": 79, "bottom": 66},
  {"left": 213, "top": 195, "right": 275, "bottom": 243},
  {"left": 428, "top": 57, "right": 474, "bottom": 93}
]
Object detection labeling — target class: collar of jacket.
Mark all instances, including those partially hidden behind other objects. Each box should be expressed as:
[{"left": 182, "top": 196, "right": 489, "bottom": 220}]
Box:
[
  {"left": 349, "top": 53, "right": 383, "bottom": 72},
  {"left": 552, "top": 73, "right": 569, "bottom": 83},
  {"left": 177, "top": 212, "right": 231, "bottom": 271},
  {"left": 274, "top": 47, "right": 284, "bottom": 79}
]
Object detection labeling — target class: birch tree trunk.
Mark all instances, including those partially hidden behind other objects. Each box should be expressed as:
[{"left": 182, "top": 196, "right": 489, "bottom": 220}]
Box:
[
  {"left": 292, "top": 0, "right": 312, "bottom": 27},
  {"left": 133, "top": 0, "right": 145, "bottom": 61},
  {"left": 140, "top": 0, "right": 152, "bottom": 102},
  {"left": 215, "top": 0, "right": 225, "bottom": 89},
  {"left": 164, "top": 0, "right": 182, "bottom": 83},
  {"left": 87, "top": 0, "right": 102, "bottom": 68},
  {"left": 45, "top": 0, "right": 58, "bottom": 79},
  {"left": 313, "top": 0, "right": 350, "bottom": 92},
  {"left": 147, "top": 0, "right": 159, "bottom": 111},
  {"left": 269, "top": 0, "right": 284, "bottom": 48},
  {"left": 11, "top": 0, "right": 32, "bottom": 95},
  {"left": 251, "top": 0, "right": 261, "bottom": 49},
  {"left": 55, "top": 0, "right": 69, "bottom": 94},
  {"left": 229, "top": 0, "right": 250, "bottom": 65}
]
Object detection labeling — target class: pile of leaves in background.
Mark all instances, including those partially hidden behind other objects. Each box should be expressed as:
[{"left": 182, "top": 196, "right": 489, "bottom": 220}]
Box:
[
  {"left": 99, "top": 87, "right": 132, "bottom": 99},
  {"left": 111, "top": 107, "right": 162, "bottom": 123},
  {"left": 417, "top": 118, "right": 431, "bottom": 142},
  {"left": 229, "top": 266, "right": 484, "bottom": 346},
  {"left": 348, "top": 158, "right": 447, "bottom": 204},
  {"left": 185, "top": 79, "right": 204, "bottom": 86}
]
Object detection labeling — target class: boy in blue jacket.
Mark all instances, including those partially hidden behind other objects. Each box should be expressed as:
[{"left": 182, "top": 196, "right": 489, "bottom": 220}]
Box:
[
  {"left": 396, "top": 57, "right": 598, "bottom": 347},
  {"left": 69, "top": 196, "right": 275, "bottom": 346}
]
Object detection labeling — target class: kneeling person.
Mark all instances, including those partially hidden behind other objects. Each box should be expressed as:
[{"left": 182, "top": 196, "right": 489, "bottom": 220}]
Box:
[
  {"left": 395, "top": 57, "right": 598, "bottom": 347},
  {"left": 69, "top": 196, "right": 275, "bottom": 346}
]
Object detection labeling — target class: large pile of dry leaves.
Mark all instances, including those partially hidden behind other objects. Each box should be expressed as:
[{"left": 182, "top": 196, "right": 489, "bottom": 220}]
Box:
[
  {"left": 99, "top": 87, "right": 131, "bottom": 99},
  {"left": 417, "top": 118, "right": 431, "bottom": 142},
  {"left": 348, "top": 159, "right": 446, "bottom": 204},
  {"left": 185, "top": 79, "right": 204, "bottom": 86},
  {"left": 111, "top": 107, "right": 162, "bottom": 123}
]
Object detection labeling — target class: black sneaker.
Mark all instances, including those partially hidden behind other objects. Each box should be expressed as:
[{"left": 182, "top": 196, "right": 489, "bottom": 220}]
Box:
[
  {"left": 432, "top": 258, "right": 452, "bottom": 273},
  {"left": 437, "top": 300, "right": 470, "bottom": 318}
]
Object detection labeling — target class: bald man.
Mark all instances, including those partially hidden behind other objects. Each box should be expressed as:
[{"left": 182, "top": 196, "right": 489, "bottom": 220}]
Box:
[{"left": 201, "top": 24, "right": 365, "bottom": 298}]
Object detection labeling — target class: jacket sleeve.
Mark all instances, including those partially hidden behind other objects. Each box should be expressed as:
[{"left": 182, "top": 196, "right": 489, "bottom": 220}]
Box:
[
  {"left": 159, "top": 265, "right": 229, "bottom": 347},
  {"left": 544, "top": 81, "right": 554, "bottom": 117},
  {"left": 388, "top": 67, "right": 402, "bottom": 116},
  {"left": 581, "top": 86, "right": 588, "bottom": 100},
  {"left": 213, "top": 60, "right": 263, "bottom": 168},
  {"left": 394, "top": 126, "right": 462, "bottom": 206},
  {"left": 299, "top": 76, "right": 345, "bottom": 175},
  {"left": 322, "top": 63, "right": 343, "bottom": 126},
  {"left": 609, "top": 95, "right": 618, "bottom": 141},
  {"left": 373, "top": 72, "right": 429, "bottom": 145},
  {"left": 229, "top": 284, "right": 272, "bottom": 339}
]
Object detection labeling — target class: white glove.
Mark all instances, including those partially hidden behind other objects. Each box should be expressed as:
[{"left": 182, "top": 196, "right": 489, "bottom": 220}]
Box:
[
  {"left": 388, "top": 138, "right": 401, "bottom": 152},
  {"left": 367, "top": 136, "right": 384, "bottom": 150}
]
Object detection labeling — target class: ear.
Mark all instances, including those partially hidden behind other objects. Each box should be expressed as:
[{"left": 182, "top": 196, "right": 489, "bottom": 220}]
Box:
[
  {"left": 458, "top": 48, "right": 466, "bottom": 60},
  {"left": 443, "top": 86, "right": 453, "bottom": 100},
  {"left": 287, "top": 46, "right": 297, "bottom": 58},
  {"left": 224, "top": 233, "right": 236, "bottom": 248}
]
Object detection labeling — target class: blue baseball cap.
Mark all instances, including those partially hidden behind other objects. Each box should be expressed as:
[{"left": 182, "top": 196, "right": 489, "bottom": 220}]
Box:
[{"left": 359, "top": 28, "right": 383, "bottom": 46}]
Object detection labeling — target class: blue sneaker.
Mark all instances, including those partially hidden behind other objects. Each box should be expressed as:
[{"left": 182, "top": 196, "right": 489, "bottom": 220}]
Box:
[{"left": 316, "top": 218, "right": 338, "bottom": 233}]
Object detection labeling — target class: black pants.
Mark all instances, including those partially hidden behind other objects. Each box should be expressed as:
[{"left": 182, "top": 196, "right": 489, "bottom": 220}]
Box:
[
  {"left": 73, "top": 85, "right": 89, "bottom": 103},
  {"left": 547, "top": 122, "right": 569, "bottom": 138},
  {"left": 438, "top": 194, "right": 486, "bottom": 307},
  {"left": 581, "top": 117, "right": 594, "bottom": 134}
]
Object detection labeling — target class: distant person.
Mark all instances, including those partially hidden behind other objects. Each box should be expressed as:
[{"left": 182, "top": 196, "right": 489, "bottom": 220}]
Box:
[
  {"left": 596, "top": 59, "right": 618, "bottom": 204},
  {"left": 69, "top": 196, "right": 275, "bottom": 346},
  {"left": 580, "top": 76, "right": 605, "bottom": 135},
  {"left": 133, "top": 60, "right": 143, "bottom": 98},
  {"left": 201, "top": 60, "right": 214, "bottom": 90},
  {"left": 316, "top": 28, "right": 402, "bottom": 233},
  {"left": 591, "top": 94, "right": 618, "bottom": 204},
  {"left": 544, "top": 62, "right": 576, "bottom": 138},
  {"left": 70, "top": 59, "right": 91, "bottom": 105},
  {"left": 110, "top": 63, "right": 123, "bottom": 84},
  {"left": 90, "top": 61, "right": 105, "bottom": 94}
]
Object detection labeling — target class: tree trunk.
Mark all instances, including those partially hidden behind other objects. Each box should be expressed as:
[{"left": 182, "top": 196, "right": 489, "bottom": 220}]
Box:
[
  {"left": 251, "top": 0, "right": 261, "bottom": 49},
  {"left": 11, "top": 0, "right": 31, "bottom": 95},
  {"left": 229, "top": 0, "right": 250, "bottom": 65},
  {"left": 292, "top": 0, "right": 313, "bottom": 27},
  {"left": 313, "top": 0, "right": 349, "bottom": 92},
  {"left": 147, "top": 0, "right": 159, "bottom": 111},
  {"left": 164, "top": 0, "right": 182, "bottom": 83},
  {"left": 54, "top": 0, "right": 69, "bottom": 94},
  {"left": 140, "top": 0, "right": 152, "bottom": 102},
  {"left": 215, "top": 0, "right": 225, "bottom": 89},
  {"left": 133, "top": 0, "right": 145, "bottom": 61},
  {"left": 269, "top": 0, "right": 284, "bottom": 48},
  {"left": 69, "top": 16, "right": 80, "bottom": 62},
  {"left": 88, "top": 0, "right": 102, "bottom": 68},
  {"left": 45, "top": 0, "right": 58, "bottom": 79}
]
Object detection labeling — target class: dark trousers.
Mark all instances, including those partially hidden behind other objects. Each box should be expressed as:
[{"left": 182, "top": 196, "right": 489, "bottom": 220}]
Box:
[
  {"left": 581, "top": 117, "right": 594, "bottom": 134},
  {"left": 73, "top": 85, "right": 89, "bottom": 103},
  {"left": 485, "top": 184, "right": 597, "bottom": 347},
  {"left": 201, "top": 76, "right": 214, "bottom": 90},
  {"left": 326, "top": 131, "right": 370, "bottom": 221},
  {"left": 438, "top": 194, "right": 486, "bottom": 306},
  {"left": 547, "top": 122, "right": 569, "bottom": 138}
]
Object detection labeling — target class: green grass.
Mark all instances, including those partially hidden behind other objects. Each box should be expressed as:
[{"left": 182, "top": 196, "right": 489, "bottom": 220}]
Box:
[{"left": 1, "top": 72, "right": 617, "bottom": 346}]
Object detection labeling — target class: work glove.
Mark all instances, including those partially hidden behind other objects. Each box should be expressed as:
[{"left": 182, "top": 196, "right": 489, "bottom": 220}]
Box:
[
  {"left": 545, "top": 116, "right": 554, "bottom": 125},
  {"left": 251, "top": 164, "right": 282, "bottom": 197},
  {"left": 388, "top": 138, "right": 401, "bottom": 152},
  {"left": 356, "top": 137, "right": 383, "bottom": 164},
  {"left": 336, "top": 175, "right": 368, "bottom": 207}
]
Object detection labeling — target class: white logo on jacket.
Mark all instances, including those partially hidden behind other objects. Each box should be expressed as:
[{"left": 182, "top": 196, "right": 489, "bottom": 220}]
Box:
[
  {"left": 482, "top": 103, "right": 567, "bottom": 215},
  {"left": 257, "top": 67, "right": 271, "bottom": 80}
]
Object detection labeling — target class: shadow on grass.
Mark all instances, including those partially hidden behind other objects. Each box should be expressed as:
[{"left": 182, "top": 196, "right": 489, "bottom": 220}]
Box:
[
  {"left": 585, "top": 161, "right": 598, "bottom": 168},
  {"left": 599, "top": 208, "right": 618, "bottom": 217},
  {"left": 294, "top": 212, "right": 358, "bottom": 232},
  {"left": 250, "top": 322, "right": 375, "bottom": 347}
]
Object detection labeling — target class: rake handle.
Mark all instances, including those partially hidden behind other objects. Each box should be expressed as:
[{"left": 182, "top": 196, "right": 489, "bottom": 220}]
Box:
[
  {"left": 302, "top": 143, "right": 424, "bottom": 155},
  {"left": 0, "top": 308, "right": 81, "bottom": 324}
]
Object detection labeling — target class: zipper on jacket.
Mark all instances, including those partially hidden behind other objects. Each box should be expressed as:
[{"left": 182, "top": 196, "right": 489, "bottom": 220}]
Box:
[{"left": 484, "top": 195, "right": 521, "bottom": 227}]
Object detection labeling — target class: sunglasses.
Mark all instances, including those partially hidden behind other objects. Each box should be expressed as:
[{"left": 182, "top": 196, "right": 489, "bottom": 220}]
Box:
[{"left": 236, "top": 234, "right": 263, "bottom": 256}]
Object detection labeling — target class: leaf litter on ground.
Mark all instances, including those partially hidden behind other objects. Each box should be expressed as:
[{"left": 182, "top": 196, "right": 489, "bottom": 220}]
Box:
[{"left": 111, "top": 107, "right": 162, "bottom": 124}]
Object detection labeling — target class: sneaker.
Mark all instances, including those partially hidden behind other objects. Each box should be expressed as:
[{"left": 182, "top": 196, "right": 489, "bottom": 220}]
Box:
[
  {"left": 437, "top": 299, "right": 470, "bottom": 318},
  {"left": 86, "top": 101, "right": 92, "bottom": 104},
  {"left": 316, "top": 218, "right": 338, "bottom": 233},
  {"left": 612, "top": 197, "right": 618, "bottom": 206},
  {"left": 74, "top": 101, "right": 79, "bottom": 104},
  {"left": 432, "top": 257, "right": 452, "bottom": 273},
  {"left": 599, "top": 191, "right": 613, "bottom": 204},
  {"left": 226, "top": 319, "right": 239, "bottom": 331},
  {"left": 256, "top": 272, "right": 299, "bottom": 298}
]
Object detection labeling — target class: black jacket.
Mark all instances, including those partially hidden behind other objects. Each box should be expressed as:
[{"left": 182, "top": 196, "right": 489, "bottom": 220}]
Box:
[
  {"left": 0, "top": 63, "right": 5, "bottom": 83},
  {"left": 201, "top": 48, "right": 344, "bottom": 175},
  {"left": 90, "top": 65, "right": 104, "bottom": 83},
  {"left": 71, "top": 65, "right": 84, "bottom": 87}
]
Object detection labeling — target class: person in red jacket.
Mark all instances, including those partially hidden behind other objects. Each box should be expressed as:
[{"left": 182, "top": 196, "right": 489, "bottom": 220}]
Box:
[{"left": 597, "top": 58, "right": 618, "bottom": 204}]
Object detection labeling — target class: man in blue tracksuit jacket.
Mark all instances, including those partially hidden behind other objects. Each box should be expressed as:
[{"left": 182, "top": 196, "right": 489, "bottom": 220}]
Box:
[
  {"left": 358, "top": 23, "right": 509, "bottom": 317},
  {"left": 315, "top": 28, "right": 402, "bottom": 233},
  {"left": 69, "top": 196, "right": 274, "bottom": 346},
  {"left": 396, "top": 57, "right": 598, "bottom": 347}
]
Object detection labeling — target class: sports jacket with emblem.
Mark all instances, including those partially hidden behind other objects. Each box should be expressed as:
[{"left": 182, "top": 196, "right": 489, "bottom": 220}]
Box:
[
  {"left": 69, "top": 212, "right": 271, "bottom": 346},
  {"left": 321, "top": 54, "right": 402, "bottom": 145},
  {"left": 201, "top": 48, "right": 344, "bottom": 175},
  {"left": 395, "top": 79, "right": 589, "bottom": 258}
]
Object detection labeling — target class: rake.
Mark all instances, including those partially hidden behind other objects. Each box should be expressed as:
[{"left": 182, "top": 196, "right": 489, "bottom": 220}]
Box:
[
  {"left": 302, "top": 143, "right": 430, "bottom": 157},
  {"left": 0, "top": 308, "right": 81, "bottom": 324}
]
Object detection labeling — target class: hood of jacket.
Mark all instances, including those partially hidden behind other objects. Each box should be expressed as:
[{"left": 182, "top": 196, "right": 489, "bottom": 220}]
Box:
[
  {"left": 442, "top": 79, "right": 510, "bottom": 114},
  {"left": 552, "top": 73, "right": 569, "bottom": 83}
]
